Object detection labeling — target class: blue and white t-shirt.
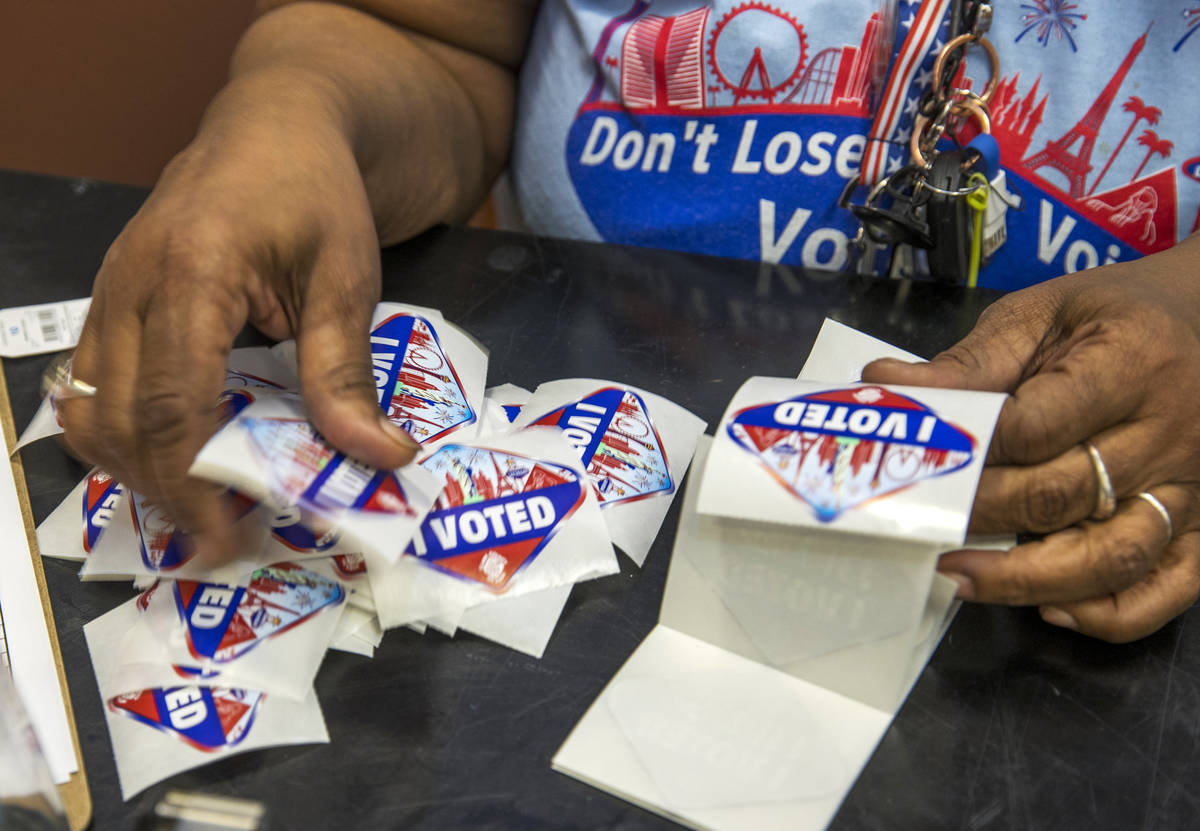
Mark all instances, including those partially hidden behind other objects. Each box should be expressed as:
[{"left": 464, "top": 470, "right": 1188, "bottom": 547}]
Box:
[{"left": 509, "top": 1, "right": 1200, "bottom": 290}]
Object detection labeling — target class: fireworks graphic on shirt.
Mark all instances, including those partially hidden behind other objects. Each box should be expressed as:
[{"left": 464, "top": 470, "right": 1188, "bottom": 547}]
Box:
[
  {"left": 1016, "top": 1, "right": 1087, "bottom": 51},
  {"left": 1175, "top": 6, "right": 1200, "bottom": 51}
]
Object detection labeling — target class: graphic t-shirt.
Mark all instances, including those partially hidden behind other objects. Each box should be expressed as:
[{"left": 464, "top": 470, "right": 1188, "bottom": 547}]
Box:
[{"left": 510, "top": 1, "right": 1200, "bottom": 290}]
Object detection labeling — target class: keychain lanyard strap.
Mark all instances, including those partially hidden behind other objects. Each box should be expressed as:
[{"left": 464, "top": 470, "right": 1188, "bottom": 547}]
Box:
[{"left": 861, "top": 0, "right": 952, "bottom": 185}]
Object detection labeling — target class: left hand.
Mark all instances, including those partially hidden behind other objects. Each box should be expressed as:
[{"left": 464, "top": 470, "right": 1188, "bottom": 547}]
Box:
[{"left": 863, "top": 236, "right": 1200, "bottom": 643}]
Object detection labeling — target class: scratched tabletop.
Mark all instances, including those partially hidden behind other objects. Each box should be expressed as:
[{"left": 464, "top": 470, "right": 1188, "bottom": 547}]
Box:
[{"left": 2, "top": 169, "right": 1196, "bottom": 830}]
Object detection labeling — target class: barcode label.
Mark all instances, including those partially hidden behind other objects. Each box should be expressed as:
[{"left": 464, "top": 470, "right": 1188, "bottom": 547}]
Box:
[
  {"left": 0, "top": 297, "right": 91, "bottom": 357},
  {"left": 37, "top": 309, "right": 61, "bottom": 344}
]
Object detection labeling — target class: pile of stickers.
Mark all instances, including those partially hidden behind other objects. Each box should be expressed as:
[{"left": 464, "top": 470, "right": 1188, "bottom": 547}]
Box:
[{"left": 30, "top": 302, "right": 707, "bottom": 798}]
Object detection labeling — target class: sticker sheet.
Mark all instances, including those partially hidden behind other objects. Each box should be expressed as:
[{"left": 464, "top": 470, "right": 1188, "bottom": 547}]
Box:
[
  {"left": 511, "top": 379, "right": 706, "bottom": 566},
  {"left": 367, "top": 429, "right": 617, "bottom": 629},
  {"left": 369, "top": 302, "right": 487, "bottom": 447},
  {"left": 190, "top": 391, "right": 441, "bottom": 564},
  {"left": 86, "top": 602, "right": 327, "bottom": 801},
  {"left": 698, "top": 377, "right": 1006, "bottom": 546},
  {"left": 109, "top": 561, "right": 347, "bottom": 700}
]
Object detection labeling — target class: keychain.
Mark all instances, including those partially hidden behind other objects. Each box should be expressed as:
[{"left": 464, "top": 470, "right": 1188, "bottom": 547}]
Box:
[{"left": 843, "top": 1, "right": 1006, "bottom": 284}]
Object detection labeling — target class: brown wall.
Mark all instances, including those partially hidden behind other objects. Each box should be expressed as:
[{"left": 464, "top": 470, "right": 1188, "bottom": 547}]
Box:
[{"left": 0, "top": 1, "right": 257, "bottom": 187}]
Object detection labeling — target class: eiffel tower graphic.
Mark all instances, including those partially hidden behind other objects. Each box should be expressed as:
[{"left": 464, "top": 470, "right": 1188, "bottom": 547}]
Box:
[{"left": 1022, "top": 28, "right": 1149, "bottom": 198}]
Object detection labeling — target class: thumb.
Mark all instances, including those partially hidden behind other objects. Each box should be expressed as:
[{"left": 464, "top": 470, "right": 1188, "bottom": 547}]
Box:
[
  {"left": 295, "top": 249, "right": 420, "bottom": 470},
  {"left": 861, "top": 295, "right": 1053, "bottom": 393}
]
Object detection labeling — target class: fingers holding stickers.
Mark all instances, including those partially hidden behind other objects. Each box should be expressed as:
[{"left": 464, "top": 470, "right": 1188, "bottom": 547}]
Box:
[
  {"left": 56, "top": 114, "right": 417, "bottom": 564},
  {"left": 864, "top": 235, "right": 1200, "bottom": 643}
]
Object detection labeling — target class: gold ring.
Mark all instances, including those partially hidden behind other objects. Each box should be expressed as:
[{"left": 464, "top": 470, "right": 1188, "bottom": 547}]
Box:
[
  {"left": 1135, "top": 492, "right": 1173, "bottom": 541},
  {"left": 44, "top": 355, "right": 96, "bottom": 401},
  {"left": 1085, "top": 442, "right": 1117, "bottom": 521}
]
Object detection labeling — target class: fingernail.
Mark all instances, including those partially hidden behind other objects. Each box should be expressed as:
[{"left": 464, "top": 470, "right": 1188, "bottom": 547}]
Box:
[
  {"left": 1040, "top": 606, "right": 1078, "bottom": 631},
  {"left": 379, "top": 415, "right": 421, "bottom": 452},
  {"left": 939, "top": 571, "right": 975, "bottom": 600}
]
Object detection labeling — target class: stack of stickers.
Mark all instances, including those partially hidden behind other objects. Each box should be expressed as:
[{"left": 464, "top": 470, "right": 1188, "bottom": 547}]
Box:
[{"left": 32, "top": 302, "right": 706, "bottom": 798}]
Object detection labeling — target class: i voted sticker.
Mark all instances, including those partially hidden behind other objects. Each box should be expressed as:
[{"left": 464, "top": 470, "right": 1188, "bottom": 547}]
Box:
[
  {"left": 108, "top": 687, "right": 263, "bottom": 752},
  {"left": 330, "top": 553, "right": 366, "bottom": 579},
  {"left": 531, "top": 387, "right": 673, "bottom": 506},
  {"left": 129, "top": 492, "right": 257, "bottom": 573},
  {"left": 727, "top": 386, "right": 976, "bottom": 522},
  {"left": 268, "top": 505, "right": 340, "bottom": 553},
  {"left": 131, "top": 497, "right": 190, "bottom": 571},
  {"left": 244, "top": 416, "right": 417, "bottom": 516},
  {"left": 83, "top": 469, "right": 123, "bottom": 553},
  {"left": 409, "top": 445, "right": 585, "bottom": 589},
  {"left": 166, "top": 563, "right": 345, "bottom": 663},
  {"left": 371, "top": 312, "right": 475, "bottom": 443}
]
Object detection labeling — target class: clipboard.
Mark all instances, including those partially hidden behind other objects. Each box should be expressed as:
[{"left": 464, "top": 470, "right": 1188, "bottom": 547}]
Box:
[{"left": 0, "top": 364, "right": 91, "bottom": 830}]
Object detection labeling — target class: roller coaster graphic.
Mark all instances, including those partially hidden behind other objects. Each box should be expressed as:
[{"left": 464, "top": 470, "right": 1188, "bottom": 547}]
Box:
[{"left": 608, "top": 2, "right": 880, "bottom": 114}]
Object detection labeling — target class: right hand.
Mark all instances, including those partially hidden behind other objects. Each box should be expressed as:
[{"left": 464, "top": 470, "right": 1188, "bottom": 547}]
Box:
[{"left": 58, "top": 105, "right": 420, "bottom": 562}]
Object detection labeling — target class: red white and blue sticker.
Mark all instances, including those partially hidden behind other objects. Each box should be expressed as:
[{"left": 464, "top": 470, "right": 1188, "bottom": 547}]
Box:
[
  {"left": 108, "top": 686, "right": 263, "bottom": 753},
  {"left": 531, "top": 386, "right": 673, "bottom": 506},
  {"left": 268, "top": 505, "right": 340, "bottom": 554},
  {"left": 82, "top": 469, "right": 123, "bottom": 553},
  {"left": 169, "top": 563, "right": 345, "bottom": 663},
  {"left": 130, "top": 498, "right": 191, "bottom": 571},
  {"left": 409, "top": 445, "right": 586, "bottom": 589},
  {"left": 371, "top": 312, "right": 475, "bottom": 443},
  {"left": 727, "top": 386, "right": 976, "bottom": 522},
  {"left": 244, "top": 416, "right": 417, "bottom": 517}
]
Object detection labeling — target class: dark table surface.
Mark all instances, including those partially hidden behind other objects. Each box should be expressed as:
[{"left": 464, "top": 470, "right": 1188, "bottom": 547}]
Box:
[{"left": 3, "top": 169, "right": 1197, "bottom": 830}]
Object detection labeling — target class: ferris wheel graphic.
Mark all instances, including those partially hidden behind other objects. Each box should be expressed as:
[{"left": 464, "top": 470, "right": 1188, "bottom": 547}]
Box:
[{"left": 707, "top": 2, "right": 808, "bottom": 105}]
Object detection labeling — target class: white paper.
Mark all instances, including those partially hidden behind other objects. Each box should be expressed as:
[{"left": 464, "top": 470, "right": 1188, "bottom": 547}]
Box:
[
  {"left": 511, "top": 378, "right": 706, "bottom": 566},
  {"left": 554, "top": 627, "right": 892, "bottom": 831},
  {"left": 37, "top": 471, "right": 97, "bottom": 562},
  {"left": 0, "top": 430, "right": 76, "bottom": 782},
  {"left": 797, "top": 318, "right": 923, "bottom": 382},
  {"left": 457, "top": 583, "right": 573, "bottom": 658},
  {"left": 15, "top": 393, "right": 61, "bottom": 451}
]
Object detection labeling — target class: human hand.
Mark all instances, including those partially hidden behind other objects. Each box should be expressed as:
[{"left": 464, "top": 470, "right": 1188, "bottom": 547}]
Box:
[
  {"left": 863, "top": 238, "right": 1200, "bottom": 642},
  {"left": 57, "top": 98, "right": 419, "bottom": 563}
]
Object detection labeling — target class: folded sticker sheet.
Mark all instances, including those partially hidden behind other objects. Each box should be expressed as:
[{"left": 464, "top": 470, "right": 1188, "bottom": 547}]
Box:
[
  {"left": 511, "top": 379, "right": 706, "bottom": 566},
  {"left": 367, "top": 429, "right": 618, "bottom": 629},
  {"left": 555, "top": 320, "right": 993, "bottom": 831}
]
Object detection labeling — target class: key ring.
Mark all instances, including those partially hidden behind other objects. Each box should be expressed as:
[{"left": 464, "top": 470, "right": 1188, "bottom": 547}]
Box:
[
  {"left": 931, "top": 33, "right": 999, "bottom": 107},
  {"left": 910, "top": 100, "right": 991, "bottom": 169}
]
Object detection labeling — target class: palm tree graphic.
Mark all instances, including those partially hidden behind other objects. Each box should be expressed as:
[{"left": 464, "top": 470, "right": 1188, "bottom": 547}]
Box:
[
  {"left": 1088, "top": 95, "right": 1161, "bottom": 195},
  {"left": 1131, "top": 129, "right": 1173, "bottom": 181}
]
